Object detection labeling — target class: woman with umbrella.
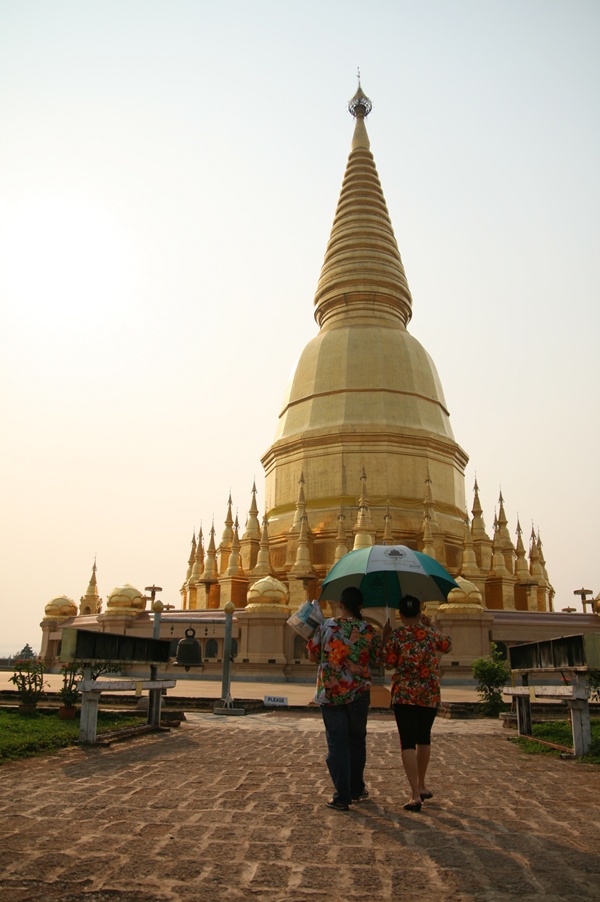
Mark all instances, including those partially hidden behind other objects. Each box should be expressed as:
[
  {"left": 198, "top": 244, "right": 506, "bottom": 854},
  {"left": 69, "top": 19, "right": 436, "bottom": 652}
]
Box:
[
  {"left": 306, "top": 586, "right": 381, "bottom": 811},
  {"left": 382, "top": 594, "right": 452, "bottom": 812},
  {"left": 319, "top": 545, "right": 457, "bottom": 811}
]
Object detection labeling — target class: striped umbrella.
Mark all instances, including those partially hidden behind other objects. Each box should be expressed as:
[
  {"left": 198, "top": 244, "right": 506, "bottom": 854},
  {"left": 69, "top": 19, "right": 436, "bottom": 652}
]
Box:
[{"left": 319, "top": 545, "right": 459, "bottom": 611}]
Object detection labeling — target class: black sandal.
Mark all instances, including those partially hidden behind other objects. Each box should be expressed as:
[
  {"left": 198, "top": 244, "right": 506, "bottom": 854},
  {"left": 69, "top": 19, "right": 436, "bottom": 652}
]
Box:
[
  {"left": 326, "top": 799, "right": 350, "bottom": 811},
  {"left": 403, "top": 801, "right": 422, "bottom": 812}
]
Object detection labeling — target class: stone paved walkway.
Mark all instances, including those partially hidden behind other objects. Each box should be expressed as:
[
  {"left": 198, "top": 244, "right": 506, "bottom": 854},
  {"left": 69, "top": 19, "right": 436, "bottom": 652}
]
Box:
[{"left": 0, "top": 711, "right": 598, "bottom": 901}]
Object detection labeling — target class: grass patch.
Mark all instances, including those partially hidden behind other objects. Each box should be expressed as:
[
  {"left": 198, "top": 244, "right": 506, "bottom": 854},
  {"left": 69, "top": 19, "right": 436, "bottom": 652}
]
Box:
[
  {"left": 0, "top": 709, "right": 146, "bottom": 763},
  {"left": 513, "top": 718, "right": 600, "bottom": 764}
]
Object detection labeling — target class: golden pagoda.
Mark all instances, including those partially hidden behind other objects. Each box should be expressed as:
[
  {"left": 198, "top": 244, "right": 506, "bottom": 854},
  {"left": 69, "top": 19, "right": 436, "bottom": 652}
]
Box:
[
  {"left": 41, "top": 84, "right": 599, "bottom": 679},
  {"left": 181, "top": 81, "right": 550, "bottom": 616}
]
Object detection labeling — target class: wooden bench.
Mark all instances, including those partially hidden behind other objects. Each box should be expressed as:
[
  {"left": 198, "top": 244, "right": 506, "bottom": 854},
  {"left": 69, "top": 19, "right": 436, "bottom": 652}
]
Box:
[
  {"left": 503, "top": 679, "right": 591, "bottom": 755},
  {"left": 78, "top": 676, "right": 176, "bottom": 744},
  {"left": 505, "top": 633, "right": 598, "bottom": 756}
]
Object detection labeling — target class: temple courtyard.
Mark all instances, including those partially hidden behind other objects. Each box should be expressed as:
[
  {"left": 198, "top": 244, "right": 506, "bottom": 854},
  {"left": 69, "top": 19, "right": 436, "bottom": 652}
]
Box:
[{"left": 0, "top": 697, "right": 598, "bottom": 901}]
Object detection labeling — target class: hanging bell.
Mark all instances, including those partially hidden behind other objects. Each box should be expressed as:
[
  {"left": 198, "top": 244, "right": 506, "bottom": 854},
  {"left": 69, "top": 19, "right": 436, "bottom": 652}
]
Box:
[{"left": 174, "top": 627, "right": 202, "bottom": 671}]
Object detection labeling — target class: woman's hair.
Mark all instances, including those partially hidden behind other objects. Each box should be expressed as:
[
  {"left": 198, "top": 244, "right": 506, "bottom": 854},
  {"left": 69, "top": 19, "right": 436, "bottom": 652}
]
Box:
[
  {"left": 340, "top": 586, "right": 363, "bottom": 618},
  {"left": 399, "top": 595, "right": 421, "bottom": 618}
]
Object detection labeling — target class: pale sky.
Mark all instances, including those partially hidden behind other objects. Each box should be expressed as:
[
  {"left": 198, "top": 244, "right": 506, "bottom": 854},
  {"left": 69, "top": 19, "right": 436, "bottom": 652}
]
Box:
[{"left": 1, "top": 0, "right": 598, "bottom": 655}]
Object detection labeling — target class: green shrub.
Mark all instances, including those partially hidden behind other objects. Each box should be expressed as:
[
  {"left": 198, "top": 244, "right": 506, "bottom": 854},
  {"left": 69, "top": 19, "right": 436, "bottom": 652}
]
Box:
[{"left": 472, "top": 642, "right": 510, "bottom": 717}]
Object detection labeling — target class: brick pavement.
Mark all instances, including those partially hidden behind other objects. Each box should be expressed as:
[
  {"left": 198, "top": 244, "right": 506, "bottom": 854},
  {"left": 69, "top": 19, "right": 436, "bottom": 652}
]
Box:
[{"left": 0, "top": 711, "right": 598, "bottom": 902}]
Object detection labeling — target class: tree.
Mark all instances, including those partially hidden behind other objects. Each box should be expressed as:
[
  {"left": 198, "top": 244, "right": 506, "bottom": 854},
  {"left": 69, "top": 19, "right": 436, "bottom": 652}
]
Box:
[
  {"left": 471, "top": 642, "right": 510, "bottom": 717},
  {"left": 14, "top": 643, "right": 36, "bottom": 660}
]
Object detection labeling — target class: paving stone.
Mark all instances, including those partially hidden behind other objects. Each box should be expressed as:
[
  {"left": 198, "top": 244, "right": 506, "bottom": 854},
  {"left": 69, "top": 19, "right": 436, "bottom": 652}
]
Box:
[{"left": 0, "top": 712, "right": 598, "bottom": 901}]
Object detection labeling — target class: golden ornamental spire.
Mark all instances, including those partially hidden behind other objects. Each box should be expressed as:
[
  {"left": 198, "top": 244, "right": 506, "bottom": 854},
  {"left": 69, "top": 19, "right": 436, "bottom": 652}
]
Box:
[
  {"left": 382, "top": 504, "right": 393, "bottom": 546},
  {"left": 190, "top": 525, "right": 204, "bottom": 583},
  {"left": 225, "top": 516, "right": 244, "bottom": 578},
  {"left": 421, "top": 513, "right": 436, "bottom": 558},
  {"left": 491, "top": 520, "right": 510, "bottom": 577},
  {"left": 334, "top": 505, "right": 349, "bottom": 562},
  {"left": 348, "top": 82, "right": 373, "bottom": 120},
  {"left": 80, "top": 557, "right": 101, "bottom": 615},
  {"left": 186, "top": 532, "right": 196, "bottom": 576},
  {"left": 514, "top": 518, "right": 530, "bottom": 580},
  {"left": 203, "top": 522, "right": 219, "bottom": 580},
  {"left": 290, "top": 514, "right": 316, "bottom": 577},
  {"left": 290, "top": 471, "right": 308, "bottom": 533},
  {"left": 314, "top": 81, "right": 412, "bottom": 329},
  {"left": 352, "top": 466, "right": 375, "bottom": 549},
  {"left": 460, "top": 514, "right": 480, "bottom": 579},
  {"left": 218, "top": 493, "right": 234, "bottom": 574},
  {"left": 242, "top": 480, "right": 261, "bottom": 541},
  {"left": 250, "top": 515, "right": 273, "bottom": 577}
]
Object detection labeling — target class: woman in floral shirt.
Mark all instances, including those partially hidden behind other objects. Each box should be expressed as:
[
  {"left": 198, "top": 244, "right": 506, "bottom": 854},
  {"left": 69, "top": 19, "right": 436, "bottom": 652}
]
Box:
[
  {"left": 382, "top": 594, "right": 451, "bottom": 812},
  {"left": 307, "top": 587, "right": 381, "bottom": 811}
]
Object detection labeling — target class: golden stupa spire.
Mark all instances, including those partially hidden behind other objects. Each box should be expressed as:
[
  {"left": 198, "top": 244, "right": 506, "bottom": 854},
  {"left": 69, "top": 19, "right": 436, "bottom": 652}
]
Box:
[
  {"left": 218, "top": 492, "right": 234, "bottom": 574},
  {"left": 80, "top": 557, "right": 101, "bottom": 615},
  {"left": 240, "top": 480, "right": 262, "bottom": 572},
  {"left": 497, "top": 490, "right": 515, "bottom": 574},
  {"left": 460, "top": 514, "right": 480, "bottom": 579},
  {"left": 181, "top": 533, "right": 195, "bottom": 607},
  {"left": 352, "top": 465, "right": 374, "bottom": 549},
  {"left": 313, "top": 81, "right": 413, "bottom": 330},
  {"left": 242, "top": 479, "right": 261, "bottom": 541},
  {"left": 423, "top": 465, "right": 439, "bottom": 527},
  {"left": 220, "top": 492, "right": 234, "bottom": 543},
  {"left": 334, "top": 505, "right": 349, "bottom": 561},
  {"left": 250, "top": 515, "right": 273, "bottom": 577},
  {"left": 190, "top": 524, "right": 204, "bottom": 583},
  {"left": 185, "top": 532, "right": 196, "bottom": 581},
  {"left": 203, "top": 522, "right": 219, "bottom": 580},
  {"left": 491, "top": 518, "right": 510, "bottom": 577},
  {"left": 225, "top": 516, "right": 244, "bottom": 578},
  {"left": 537, "top": 530, "right": 550, "bottom": 583},
  {"left": 421, "top": 513, "right": 436, "bottom": 558},
  {"left": 528, "top": 525, "right": 544, "bottom": 580},
  {"left": 86, "top": 557, "right": 98, "bottom": 596},
  {"left": 382, "top": 503, "right": 393, "bottom": 546},
  {"left": 514, "top": 518, "right": 530, "bottom": 580},
  {"left": 290, "top": 471, "right": 311, "bottom": 534},
  {"left": 290, "top": 513, "right": 316, "bottom": 577},
  {"left": 471, "top": 478, "right": 486, "bottom": 536}
]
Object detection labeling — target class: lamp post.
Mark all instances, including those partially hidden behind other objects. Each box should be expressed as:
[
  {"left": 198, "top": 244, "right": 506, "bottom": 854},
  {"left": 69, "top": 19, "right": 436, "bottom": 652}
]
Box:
[
  {"left": 146, "top": 585, "right": 164, "bottom": 726},
  {"left": 214, "top": 601, "right": 245, "bottom": 716},
  {"left": 573, "top": 588, "right": 594, "bottom": 613}
]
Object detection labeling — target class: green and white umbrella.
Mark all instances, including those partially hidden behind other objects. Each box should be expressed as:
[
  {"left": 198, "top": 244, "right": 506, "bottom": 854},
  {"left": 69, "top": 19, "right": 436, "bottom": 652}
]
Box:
[{"left": 319, "top": 545, "right": 459, "bottom": 610}]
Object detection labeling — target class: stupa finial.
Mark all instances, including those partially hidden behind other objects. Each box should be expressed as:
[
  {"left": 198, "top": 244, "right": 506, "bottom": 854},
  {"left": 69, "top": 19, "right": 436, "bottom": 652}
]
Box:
[{"left": 348, "top": 75, "right": 372, "bottom": 119}]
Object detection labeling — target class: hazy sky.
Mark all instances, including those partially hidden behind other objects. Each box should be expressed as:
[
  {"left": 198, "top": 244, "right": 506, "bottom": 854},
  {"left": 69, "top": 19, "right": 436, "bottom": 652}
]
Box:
[{"left": 1, "top": 1, "right": 598, "bottom": 655}]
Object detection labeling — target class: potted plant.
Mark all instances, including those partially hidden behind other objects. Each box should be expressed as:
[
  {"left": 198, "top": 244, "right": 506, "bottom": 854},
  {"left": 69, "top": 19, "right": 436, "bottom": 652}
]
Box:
[
  {"left": 58, "top": 663, "right": 81, "bottom": 719},
  {"left": 10, "top": 657, "right": 47, "bottom": 714}
]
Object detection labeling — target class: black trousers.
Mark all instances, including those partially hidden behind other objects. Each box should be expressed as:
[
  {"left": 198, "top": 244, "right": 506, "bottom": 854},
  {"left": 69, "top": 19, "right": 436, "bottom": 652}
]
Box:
[
  {"left": 393, "top": 703, "right": 437, "bottom": 750},
  {"left": 320, "top": 691, "right": 370, "bottom": 805}
]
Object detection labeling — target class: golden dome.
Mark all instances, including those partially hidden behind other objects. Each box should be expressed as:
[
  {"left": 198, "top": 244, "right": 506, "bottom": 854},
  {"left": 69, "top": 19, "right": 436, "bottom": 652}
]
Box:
[
  {"left": 106, "top": 584, "right": 146, "bottom": 612},
  {"left": 246, "top": 576, "right": 290, "bottom": 612},
  {"left": 44, "top": 595, "right": 78, "bottom": 619},
  {"left": 446, "top": 577, "right": 483, "bottom": 606},
  {"left": 274, "top": 325, "right": 454, "bottom": 444}
]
